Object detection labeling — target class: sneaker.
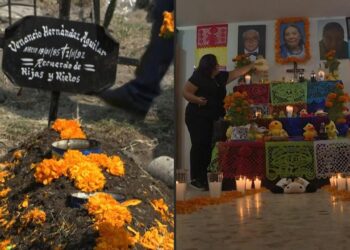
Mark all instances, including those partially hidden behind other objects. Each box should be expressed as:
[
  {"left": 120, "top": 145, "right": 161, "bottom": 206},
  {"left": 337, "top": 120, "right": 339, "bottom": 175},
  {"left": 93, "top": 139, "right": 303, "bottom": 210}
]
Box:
[{"left": 190, "top": 180, "right": 205, "bottom": 190}]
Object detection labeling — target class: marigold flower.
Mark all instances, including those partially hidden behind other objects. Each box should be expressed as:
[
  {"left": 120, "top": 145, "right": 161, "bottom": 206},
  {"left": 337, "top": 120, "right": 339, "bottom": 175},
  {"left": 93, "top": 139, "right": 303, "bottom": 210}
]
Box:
[
  {"left": 52, "top": 119, "right": 86, "bottom": 139},
  {"left": 72, "top": 162, "right": 106, "bottom": 192},
  {"left": 21, "top": 208, "right": 46, "bottom": 225},
  {"left": 34, "top": 159, "right": 66, "bottom": 185},
  {"left": 106, "top": 156, "right": 125, "bottom": 176},
  {"left": 327, "top": 93, "right": 337, "bottom": 99},
  {"left": 325, "top": 101, "right": 333, "bottom": 108},
  {"left": 13, "top": 150, "right": 24, "bottom": 160},
  {"left": 159, "top": 11, "right": 174, "bottom": 38},
  {"left": 0, "top": 239, "right": 13, "bottom": 250},
  {"left": 0, "top": 171, "right": 10, "bottom": 183},
  {"left": 139, "top": 221, "right": 174, "bottom": 250},
  {"left": 0, "top": 188, "right": 11, "bottom": 198},
  {"left": 87, "top": 153, "right": 110, "bottom": 168},
  {"left": 95, "top": 224, "right": 136, "bottom": 250},
  {"left": 338, "top": 95, "right": 347, "bottom": 102}
]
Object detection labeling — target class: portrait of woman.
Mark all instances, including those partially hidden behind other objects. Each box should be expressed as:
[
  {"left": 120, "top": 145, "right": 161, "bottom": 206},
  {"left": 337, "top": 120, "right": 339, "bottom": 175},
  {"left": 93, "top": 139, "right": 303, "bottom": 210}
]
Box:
[
  {"left": 275, "top": 17, "right": 310, "bottom": 64},
  {"left": 280, "top": 24, "right": 305, "bottom": 58}
]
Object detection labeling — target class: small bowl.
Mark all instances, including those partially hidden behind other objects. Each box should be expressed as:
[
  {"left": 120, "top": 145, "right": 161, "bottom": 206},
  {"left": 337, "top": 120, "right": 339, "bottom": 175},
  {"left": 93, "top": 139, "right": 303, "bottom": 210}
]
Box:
[{"left": 52, "top": 139, "right": 101, "bottom": 157}]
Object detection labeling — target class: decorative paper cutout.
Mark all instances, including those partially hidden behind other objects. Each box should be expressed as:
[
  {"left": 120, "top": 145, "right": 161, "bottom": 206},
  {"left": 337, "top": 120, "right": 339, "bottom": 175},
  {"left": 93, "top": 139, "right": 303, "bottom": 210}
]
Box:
[
  {"left": 270, "top": 82, "right": 307, "bottom": 105},
  {"left": 265, "top": 141, "right": 315, "bottom": 180},
  {"left": 197, "top": 24, "right": 228, "bottom": 48},
  {"left": 234, "top": 84, "right": 270, "bottom": 104},
  {"left": 218, "top": 141, "right": 265, "bottom": 179},
  {"left": 307, "top": 81, "right": 337, "bottom": 103},
  {"left": 314, "top": 139, "right": 350, "bottom": 178}
]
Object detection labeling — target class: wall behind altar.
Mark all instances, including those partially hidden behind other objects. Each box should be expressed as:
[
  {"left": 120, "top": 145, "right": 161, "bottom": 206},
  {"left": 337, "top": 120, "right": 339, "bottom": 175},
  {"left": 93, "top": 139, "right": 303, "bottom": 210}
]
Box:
[{"left": 176, "top": 16, "right": 350, "bottom": 171}]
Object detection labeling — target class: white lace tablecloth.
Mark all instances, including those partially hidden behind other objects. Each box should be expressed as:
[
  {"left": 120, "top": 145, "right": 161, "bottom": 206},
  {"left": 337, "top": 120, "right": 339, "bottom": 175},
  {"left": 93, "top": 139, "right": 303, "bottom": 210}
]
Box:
[{"left": 314, "top": 139, "right": 350, "bottom": 178}]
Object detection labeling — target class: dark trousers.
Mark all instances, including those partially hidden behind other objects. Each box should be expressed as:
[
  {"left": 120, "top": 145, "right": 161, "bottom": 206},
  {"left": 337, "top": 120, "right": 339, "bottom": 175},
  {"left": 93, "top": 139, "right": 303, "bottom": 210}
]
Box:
[
  {"left": 185, "top": 113, "right": 214, "bottom": 184},
  {"left": 125, "top": 0, "right": 174, "bottom": 107}
]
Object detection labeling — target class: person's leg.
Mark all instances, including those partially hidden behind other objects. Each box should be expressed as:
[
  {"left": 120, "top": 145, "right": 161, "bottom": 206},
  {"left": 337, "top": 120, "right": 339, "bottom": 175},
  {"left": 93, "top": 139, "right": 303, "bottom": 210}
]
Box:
[
  {"left": 99, "top": 0, "right": 174, "bottom": 115},
  {"left": 185, "top": 114, "right": 214, "bottom": 188}
]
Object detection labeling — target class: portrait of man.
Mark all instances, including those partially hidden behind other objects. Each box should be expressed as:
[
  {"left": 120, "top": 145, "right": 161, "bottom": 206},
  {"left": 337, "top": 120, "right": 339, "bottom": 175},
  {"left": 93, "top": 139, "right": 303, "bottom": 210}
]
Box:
[
  {"left": 237, "top": 25, "right": 266, "bottom": 61},
  {"left": 318, "top": 19, "right": 349, "bottom": 60}
]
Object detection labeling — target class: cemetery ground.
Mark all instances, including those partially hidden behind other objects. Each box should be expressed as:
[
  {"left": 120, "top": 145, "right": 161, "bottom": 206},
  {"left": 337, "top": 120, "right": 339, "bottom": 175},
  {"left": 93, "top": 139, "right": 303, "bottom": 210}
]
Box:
[{"left": 0, "top": 4, "right": 174, "bottom": 249}]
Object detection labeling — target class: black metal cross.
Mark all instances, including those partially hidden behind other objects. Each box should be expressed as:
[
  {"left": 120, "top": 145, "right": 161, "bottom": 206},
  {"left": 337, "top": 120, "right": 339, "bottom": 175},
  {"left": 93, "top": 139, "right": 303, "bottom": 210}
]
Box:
[{"left": 286, "top": 62, "right": 304, "bottom": 81}]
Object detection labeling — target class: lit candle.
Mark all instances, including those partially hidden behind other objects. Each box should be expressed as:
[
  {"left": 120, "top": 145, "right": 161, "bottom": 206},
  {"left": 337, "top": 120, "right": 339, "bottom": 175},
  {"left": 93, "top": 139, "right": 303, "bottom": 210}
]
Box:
[
  {"left": 246, "top": 179, "right": 252, "bottom": 190},
  {"left": 286, "top": 105, "right": 293, "bottom": 118},
  {"left": 254, "top": 177, "right": 261, "bottom": 189},
  {"left": 176, "top": 181, "right": 187, "bottom": 201},
  {"left": 318, "top": 70, "right": 325, "bottom": 81},
  {"left": 245, "top": 75, "right": 251, "bottom": 84},
  {"left": 236, "top": 176, "right": 246, "bottom": 193},
  {"left": 337, "top": 175, "right": 346, "bottom": 191}
]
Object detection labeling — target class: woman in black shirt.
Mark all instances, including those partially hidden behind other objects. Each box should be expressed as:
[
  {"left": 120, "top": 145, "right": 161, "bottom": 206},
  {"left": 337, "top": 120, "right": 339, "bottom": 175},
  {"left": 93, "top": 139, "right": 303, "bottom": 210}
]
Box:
[{"left": 183, "top": 54, "right": 255, "bottom": 189}]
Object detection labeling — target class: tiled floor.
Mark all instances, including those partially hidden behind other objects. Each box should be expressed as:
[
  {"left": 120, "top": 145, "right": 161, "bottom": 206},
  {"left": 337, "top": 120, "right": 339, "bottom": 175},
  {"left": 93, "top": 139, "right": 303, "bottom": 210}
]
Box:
[{"left": 176, "top": 187, "right": 350, "bottom": 250}]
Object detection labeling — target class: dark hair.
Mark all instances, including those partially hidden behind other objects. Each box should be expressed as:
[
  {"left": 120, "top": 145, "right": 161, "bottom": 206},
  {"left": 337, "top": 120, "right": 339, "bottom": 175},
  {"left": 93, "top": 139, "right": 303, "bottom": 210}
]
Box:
[
  {"left": 323, "top": 22, "right": 344, "bottom": 37},
  {"left": 283, "top": 24, "right": 304, "bottom": 47},
  {"left": 197, "top": 54, "right": 218, "bottom": 77}
]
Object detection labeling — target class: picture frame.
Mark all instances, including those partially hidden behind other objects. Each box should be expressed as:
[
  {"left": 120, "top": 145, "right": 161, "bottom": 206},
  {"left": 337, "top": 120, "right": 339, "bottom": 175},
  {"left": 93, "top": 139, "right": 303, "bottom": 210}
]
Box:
[
  {"left": 237, "top": 25, "right": 266, "bottom": 61},
  {"left": 275, "top": 17, "right": 310, "bottom": 64},
  {"left": 318, "top": 19, "right": 349, "bottom": 60}
]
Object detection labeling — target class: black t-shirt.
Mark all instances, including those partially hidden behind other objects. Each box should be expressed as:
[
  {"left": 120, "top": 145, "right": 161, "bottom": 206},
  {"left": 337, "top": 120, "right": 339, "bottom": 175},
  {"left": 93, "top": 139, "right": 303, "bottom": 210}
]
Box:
[{"left": 185, "top": 70, "right": 229, "bottom": 120}]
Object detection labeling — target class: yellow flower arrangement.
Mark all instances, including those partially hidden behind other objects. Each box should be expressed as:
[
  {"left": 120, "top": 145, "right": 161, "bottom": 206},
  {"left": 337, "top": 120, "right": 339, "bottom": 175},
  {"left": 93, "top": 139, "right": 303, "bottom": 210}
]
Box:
[
  {"left": 51, "top": 119, "right": 86, "bottom": 139},
  {"left": 150, "top": 199, "right": 170, "bottom": 223},
  {"left": 325, "top": 82, "right": 350, "bottom": 123},
  {"left": 86, "top": 193, "right": 139, "bottom": 249},
  {"left": 21, "top": 208, "right": 46, "bottom": 225},
  {"left": 325, "top": 50, "right": 340, "bottom": 80},
  {"left": 159, "top": 11, "right": 174, "bottom": 38},
  {"left": 224, "top": 91, "right": 253, "bottom": 126},
  {"left": 139, "top": 220, "right": 174, "bottom": 250},
  {"left": 71, "top": 162, "right": 106, "bottom": 193},
  {"left": 33, "top": 150, "right": 125, "bottom": 192},
  {"left": 34, "top": 159, "right": 66, "bottom": 185}
]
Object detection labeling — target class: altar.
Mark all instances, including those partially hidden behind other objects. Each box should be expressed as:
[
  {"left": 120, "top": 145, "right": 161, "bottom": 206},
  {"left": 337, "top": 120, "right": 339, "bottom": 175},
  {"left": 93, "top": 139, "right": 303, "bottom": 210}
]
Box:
[{"left": 215, "top": 79, "right": 350, "bottom": 190}]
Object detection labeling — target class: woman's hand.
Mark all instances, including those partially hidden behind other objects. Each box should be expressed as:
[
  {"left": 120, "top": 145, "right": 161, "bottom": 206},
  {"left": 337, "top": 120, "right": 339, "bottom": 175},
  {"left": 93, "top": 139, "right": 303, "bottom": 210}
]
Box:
[{"left": 196, "top": 96, "right": 207, "bottom": 106}]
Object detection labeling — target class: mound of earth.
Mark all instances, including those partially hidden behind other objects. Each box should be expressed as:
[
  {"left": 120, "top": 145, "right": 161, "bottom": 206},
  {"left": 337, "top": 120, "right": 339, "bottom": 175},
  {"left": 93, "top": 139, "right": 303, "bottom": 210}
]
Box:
[{"left": 0, "top": 127, "right": 173, "bottom": 249}]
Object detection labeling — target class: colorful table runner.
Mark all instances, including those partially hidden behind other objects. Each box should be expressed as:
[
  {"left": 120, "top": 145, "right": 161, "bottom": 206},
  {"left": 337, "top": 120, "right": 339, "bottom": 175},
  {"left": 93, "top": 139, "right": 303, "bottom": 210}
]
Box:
[
  {"left": 314, "top": 139, "right": 350, "bottom": 178},
  {"left": 307, "top": 81, "right": 337, "bottom": 103},
  {"left": 265, "top": 141, "right": 315, "bottom": 180},
  {"left": 270, "top": 82, "right": 307, "bottom": 105}
]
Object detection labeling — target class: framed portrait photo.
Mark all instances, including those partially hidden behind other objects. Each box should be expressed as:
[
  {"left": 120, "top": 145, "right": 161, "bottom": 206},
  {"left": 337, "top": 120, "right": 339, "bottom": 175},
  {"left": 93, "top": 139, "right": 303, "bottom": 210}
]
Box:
[
  {"left": 237, "top": 25, "right": 266, "bottom": 61},
  {"left": 318, "top": 19, "right": 349, "bottom": 60},
  {"left": 275, "top": 17, "right": 311, "bottom": 64}
]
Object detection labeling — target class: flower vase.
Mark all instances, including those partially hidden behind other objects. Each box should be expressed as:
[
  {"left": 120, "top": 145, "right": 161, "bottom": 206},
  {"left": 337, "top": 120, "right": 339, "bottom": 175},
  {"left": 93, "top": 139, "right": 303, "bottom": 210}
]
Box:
[
  {"left": 231, "top": 125, "right": 249, "bottom": 140},
  {"left": 207, "top": 172, "right": 223, "bottom": 198}
]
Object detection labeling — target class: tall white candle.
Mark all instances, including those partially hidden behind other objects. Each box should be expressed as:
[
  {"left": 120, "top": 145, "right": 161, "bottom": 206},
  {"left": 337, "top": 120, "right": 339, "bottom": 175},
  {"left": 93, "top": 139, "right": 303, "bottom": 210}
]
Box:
[
  {"left": 254, "top": 177, "right": 261, "bottom": 189},
  {"left": 236, "top": 176, "right": 246, "bottom": 193},
  {"left": 337, "top": 176, "right": 346, "bottom": 191},
  {"left": 176, "top": 181, "right": 187, "bottom": 201},
  {"left": 245, "top": 75, "right": 251, "bottom": 84},
  {"left": 246, "top": 179, "right": 252, "bottom": 190}
]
